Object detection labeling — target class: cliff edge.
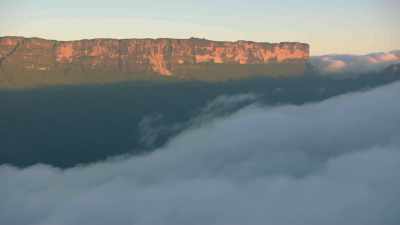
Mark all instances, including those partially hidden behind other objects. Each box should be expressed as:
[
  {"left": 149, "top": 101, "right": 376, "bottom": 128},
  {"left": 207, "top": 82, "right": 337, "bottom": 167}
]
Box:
[{"left": 0, "top": 37, "right": 309, "bottom": 88}]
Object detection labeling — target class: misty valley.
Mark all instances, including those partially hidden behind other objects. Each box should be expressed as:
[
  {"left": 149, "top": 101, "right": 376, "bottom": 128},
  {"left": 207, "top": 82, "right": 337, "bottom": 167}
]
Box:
[{"left": 1, "top": 69, "right": 399, "bottom": 168}]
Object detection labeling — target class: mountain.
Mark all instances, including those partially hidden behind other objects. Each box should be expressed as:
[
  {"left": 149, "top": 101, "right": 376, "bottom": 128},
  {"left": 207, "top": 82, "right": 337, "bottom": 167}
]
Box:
[{"left": 0, "top": 36, "right": 309, "bottom": 88}]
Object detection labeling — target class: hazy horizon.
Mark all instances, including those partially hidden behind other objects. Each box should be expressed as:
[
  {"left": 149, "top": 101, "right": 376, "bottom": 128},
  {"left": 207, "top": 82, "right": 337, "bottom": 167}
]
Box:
[{"left": 1, "top": 0, "right": 399, "bottom": 55}]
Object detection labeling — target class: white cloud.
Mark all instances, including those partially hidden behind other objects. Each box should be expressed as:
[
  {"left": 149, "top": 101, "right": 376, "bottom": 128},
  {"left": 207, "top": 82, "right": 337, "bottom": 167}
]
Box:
[
  {"left": 1, "top": 82, "right": 400, "bottom": 225},
  {"left": 311, "top": 50, "right": 400, "bottom": 75}
]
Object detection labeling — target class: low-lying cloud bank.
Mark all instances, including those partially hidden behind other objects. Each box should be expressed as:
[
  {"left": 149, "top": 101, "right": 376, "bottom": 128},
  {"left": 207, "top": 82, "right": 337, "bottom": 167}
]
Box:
[
  {"left": 1, "top": 82, "right": 400, "bottom": 225},
  {"left": 311, "top": 50, "right": 400, "bottom": 75}
]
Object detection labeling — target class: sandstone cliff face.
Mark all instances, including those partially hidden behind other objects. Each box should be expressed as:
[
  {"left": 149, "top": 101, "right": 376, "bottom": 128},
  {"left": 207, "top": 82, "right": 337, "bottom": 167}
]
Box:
[
  {"left": 0, "top": 37, "right": 309, "bottom": 87},
  {"left": 0, "top": 37, "right": 309, "bottom": 75}
]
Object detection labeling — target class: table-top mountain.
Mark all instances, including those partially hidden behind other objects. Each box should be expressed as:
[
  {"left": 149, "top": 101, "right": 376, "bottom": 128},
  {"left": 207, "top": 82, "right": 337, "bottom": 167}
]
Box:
[{"left": 0, "top": 36, "right": 309, "bottom": 88}]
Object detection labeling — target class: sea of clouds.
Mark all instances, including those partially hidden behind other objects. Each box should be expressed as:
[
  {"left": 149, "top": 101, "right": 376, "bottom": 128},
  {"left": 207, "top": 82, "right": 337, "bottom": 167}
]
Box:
[
  {"left": 1, "top": 82, "right": 400, "bottom": 225},
  {"left": 311, "top": 50, "right": 400, "bottom": 75}
]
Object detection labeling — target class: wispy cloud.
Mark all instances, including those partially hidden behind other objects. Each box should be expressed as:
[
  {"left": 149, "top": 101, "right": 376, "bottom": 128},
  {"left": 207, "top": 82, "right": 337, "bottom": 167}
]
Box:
[{"left": 138, "top": 94, "right": 258, "bottom": 148}]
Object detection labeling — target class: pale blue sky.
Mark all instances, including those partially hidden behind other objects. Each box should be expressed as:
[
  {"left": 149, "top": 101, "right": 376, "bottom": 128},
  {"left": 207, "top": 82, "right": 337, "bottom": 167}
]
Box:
[{"left": 0, "top": 0, "right": 399, "bottom": 55}]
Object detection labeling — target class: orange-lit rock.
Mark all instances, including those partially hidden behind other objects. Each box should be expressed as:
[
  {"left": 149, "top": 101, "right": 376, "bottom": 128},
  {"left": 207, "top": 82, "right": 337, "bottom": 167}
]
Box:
[
  {"left": 0, "top": 37, "right": 23, "bottom": 60},
  {"left": 56, "top": 43, "right": 74, "bottom": 63},
  {"left": 0, "top": 36, "right": 309, "bottom": 77}
]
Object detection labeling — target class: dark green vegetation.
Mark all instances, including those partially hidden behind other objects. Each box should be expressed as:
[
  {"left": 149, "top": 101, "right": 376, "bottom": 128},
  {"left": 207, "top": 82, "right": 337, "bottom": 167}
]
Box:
[
  {"left": 0, "top": 70, "right": 163, "bottom": 89},
  {"left": 0, "top": 62, "right": 306, "bottom": 89},
  {"left": 0, "top": 70, "right": 399, "bottom": 168},
  {"left": 173, "top": 62, "right": 306, "bottom": 80}
]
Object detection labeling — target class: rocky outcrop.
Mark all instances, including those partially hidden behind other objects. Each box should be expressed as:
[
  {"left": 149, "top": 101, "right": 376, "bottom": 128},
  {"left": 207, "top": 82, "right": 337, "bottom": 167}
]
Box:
[{"left": 0, "top": 36, "right": 309, "bottom": 87}]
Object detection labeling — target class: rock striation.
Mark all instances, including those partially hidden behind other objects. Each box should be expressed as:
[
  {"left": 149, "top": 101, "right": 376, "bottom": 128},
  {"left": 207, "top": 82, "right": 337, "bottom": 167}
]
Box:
[{"left": 0, "top": 36, "right": 309, "bottom": 87}]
